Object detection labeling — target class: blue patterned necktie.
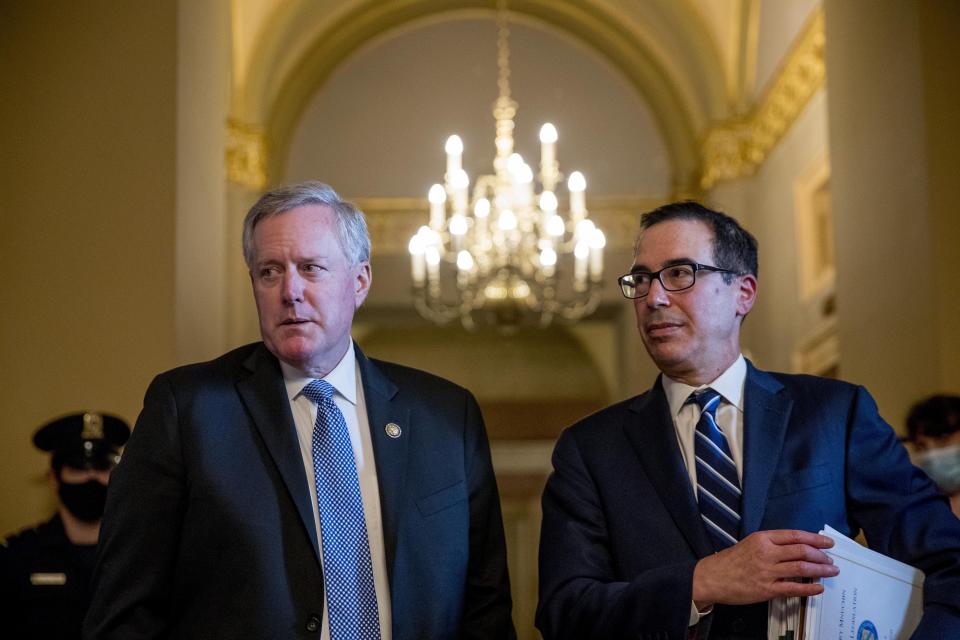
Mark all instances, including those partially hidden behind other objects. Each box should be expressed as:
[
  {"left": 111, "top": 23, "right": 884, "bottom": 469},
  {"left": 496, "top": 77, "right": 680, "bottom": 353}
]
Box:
[
  {"left": 302, "top": 379, "right": 381, "bottom": 640},
  {"left": 687, "top": 388, "right": 742, "bottom": 551}
]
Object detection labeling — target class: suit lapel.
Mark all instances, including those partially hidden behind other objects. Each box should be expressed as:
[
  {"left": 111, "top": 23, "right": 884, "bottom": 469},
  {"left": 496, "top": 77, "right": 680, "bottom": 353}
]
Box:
[
  {"left": 624, "top": 381, "right": 714, "bottom": 558},
  {"left": 236, "top": 345, "right": 321, "bottom": 562},
  {"left": 356, "top": 346, "right": 408, "bottom": 584},
  {"left": 739, "top": 363, "right": 791, "bottom": 537}
]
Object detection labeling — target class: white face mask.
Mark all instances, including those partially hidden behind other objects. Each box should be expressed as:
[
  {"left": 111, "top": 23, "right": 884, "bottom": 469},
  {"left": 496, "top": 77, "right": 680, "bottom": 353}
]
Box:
[{"left": 915, "top": 443, "right": 960, "bottom": 494}]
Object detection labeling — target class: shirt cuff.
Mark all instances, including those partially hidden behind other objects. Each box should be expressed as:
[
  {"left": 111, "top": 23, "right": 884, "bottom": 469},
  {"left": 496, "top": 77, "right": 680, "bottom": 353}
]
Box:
[{"left": 688, "top": 600, "right": 714, "bottom": 626}]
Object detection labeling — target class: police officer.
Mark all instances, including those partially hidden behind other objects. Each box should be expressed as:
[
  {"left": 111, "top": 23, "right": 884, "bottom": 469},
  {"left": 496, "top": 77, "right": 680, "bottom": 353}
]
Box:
[{"left": 0, "top": 412, "right": 130, "bottom": 639}]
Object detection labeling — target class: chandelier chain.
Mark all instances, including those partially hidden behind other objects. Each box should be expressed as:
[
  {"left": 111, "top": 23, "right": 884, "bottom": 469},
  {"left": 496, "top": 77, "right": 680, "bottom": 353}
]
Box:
[{"left": 496, "top": 5, "right": 511, "bottom": 102}]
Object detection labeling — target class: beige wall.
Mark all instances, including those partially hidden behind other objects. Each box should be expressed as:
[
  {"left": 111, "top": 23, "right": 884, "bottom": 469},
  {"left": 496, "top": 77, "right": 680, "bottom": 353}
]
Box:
[
  {"left": 176, "top": 0, "right": 233, "bottom": 364},
  {"left": 825, "top": 0, "right": 960, "bottom": 427},
  {"left": 708, "top": 1, "right": 960, "bottom": 433},
  {"left": 0, "top": 2, "right": 178, "bottom": 534},
  {"left": 919, "top": 0, "right": 960, "bottom": 393},
  {"left": 711, "top": 90, "right": 831, "bottom": 374}
]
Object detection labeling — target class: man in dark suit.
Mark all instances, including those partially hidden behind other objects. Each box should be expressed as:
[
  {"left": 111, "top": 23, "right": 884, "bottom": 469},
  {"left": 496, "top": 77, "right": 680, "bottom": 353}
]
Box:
[
  {"left": 536, "top": 201, "right": 960, "bottom": 639},
  {"left": 84, "top": 181, "right": 515, "bottom": 639}
]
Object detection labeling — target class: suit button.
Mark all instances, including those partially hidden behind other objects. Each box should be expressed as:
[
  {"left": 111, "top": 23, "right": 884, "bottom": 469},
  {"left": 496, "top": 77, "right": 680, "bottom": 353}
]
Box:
[
  {"left": 731, "top": 617, "right": 746, "bottom": 632},
  {"left": 305, "top": 614, "right": 321, "bottom": 633}
]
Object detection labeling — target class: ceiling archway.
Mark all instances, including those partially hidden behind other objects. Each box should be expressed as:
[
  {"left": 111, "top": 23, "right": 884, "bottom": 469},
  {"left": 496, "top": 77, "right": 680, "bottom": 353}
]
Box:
[{"left": 234, "top": 0, "right": 728, "bottom": 196}]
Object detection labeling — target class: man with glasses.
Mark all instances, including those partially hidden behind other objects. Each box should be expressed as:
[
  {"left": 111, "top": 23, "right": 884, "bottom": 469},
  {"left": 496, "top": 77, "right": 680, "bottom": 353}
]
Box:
[{"left": 537, "top": 201, "right": 960, "bottom": 639}]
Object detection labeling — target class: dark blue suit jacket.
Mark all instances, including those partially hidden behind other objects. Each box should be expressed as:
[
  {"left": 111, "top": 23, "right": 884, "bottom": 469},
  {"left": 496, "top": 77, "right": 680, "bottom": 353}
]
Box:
[
  {"left": 537, "top": 363, "right": 960, "bottom": 640},
  {"left": 84, "top": 343, "right": 515, "bottom": 639}
]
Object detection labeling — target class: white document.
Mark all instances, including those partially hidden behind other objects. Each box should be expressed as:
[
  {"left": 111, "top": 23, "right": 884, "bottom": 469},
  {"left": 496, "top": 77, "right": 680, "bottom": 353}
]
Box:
[
  {"left": 805, "top": 525, "right": 924, "bottom": 640},
  {"left": 768, "top": 526, "right": 924, "bottom": 640}
]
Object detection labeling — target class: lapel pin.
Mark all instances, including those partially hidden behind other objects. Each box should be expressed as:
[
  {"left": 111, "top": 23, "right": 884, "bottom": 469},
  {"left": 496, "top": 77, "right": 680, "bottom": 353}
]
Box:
[{"left": 384, "top": 422, "right": 402, "bottom": 439}]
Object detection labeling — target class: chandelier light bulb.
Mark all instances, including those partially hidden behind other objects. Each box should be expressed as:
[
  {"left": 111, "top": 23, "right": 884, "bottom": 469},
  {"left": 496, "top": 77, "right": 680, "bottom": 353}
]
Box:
[
  {"left": 417, "top": 225, "right": 440, "bottom": 245},
  {"left": 445, "top": 135, "right": 463, "bottom": 155},
  {"left": 539, "top": 247, "right": 558, "bottom": 267},
  {"left": 507, "top": 153, "right": 525, "bottom": 175},
  {"left": 546, "top": 214, "right": 565, "bottom": 237},
  {"left": 428, "top": 184, "right": 447, "bottom": 204},
  {"left": 445, "top": 135, "right": 463, "bottom": 177},
  {"left": 540, "top": 190, "right": 558, "bottom": 213},
  {"left": 517, "top": 162, "right": 534, "bottom": 184},
  {"left": 589, "top": 228, "right": 607, "bottom": 249},
  {"left": 456, "top": 250, "right": 475, "bottom": 271},
  {"left": 575, "top": 219, "right": 596, "bottom": 239},
  {"left": 408, "top": 235, "right": 425, "bottom": 256},
  {"left": 451, "top": 169, "right": 470, "bottom": 189},
  {"left": 539, "top": 123, "right": 558, "bottom": 144},
  {"left": 589, "top": 229, "right": 605, "bottom": 277},
  {"left": 499, "top": 209, "right": 518, "bottom": 231},
  {"left": 568, "top": 171, "right": 586, "bottom": 192},
  {"left": 474, "top": 198, "right": 491, "bottom": 218},
  {"left": 425, "top": 246, "right": 441, "bottom": 266},
  {"left": 449, "top": 214, "right": 468, "bottom": 236},
  {"left": 574, "top": 240, "right": 590, "bottom": 260}
]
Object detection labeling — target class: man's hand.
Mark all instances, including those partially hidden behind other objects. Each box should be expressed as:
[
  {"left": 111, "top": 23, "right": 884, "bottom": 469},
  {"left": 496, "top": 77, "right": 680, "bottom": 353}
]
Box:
[{"left": 692, "top": 530, "right": 839, "bottom": 608}]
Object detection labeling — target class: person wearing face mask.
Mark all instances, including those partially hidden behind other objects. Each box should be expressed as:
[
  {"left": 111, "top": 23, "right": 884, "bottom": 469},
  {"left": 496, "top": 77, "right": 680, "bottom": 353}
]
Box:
[
  {"left": 0, "top": 411, "right": 130, "bottom": 639},
  {"left": 908, "top": 395, "right": 960, "bottom": 517}
]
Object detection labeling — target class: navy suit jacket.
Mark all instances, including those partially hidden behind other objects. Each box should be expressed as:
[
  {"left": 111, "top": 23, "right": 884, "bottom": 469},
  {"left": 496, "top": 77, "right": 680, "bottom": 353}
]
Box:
[
  {"left": 537, "top": 363, "right": 960, "bottom": 640},
  {"left": 84, "top": 343, "right": 515, "bottom": 639}
]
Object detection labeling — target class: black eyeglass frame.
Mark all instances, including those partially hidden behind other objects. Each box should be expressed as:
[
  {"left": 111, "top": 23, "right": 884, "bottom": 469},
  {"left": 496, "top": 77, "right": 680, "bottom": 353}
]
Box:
[{"left": 617, "top": 262, "right": 741, "bottom": 299}]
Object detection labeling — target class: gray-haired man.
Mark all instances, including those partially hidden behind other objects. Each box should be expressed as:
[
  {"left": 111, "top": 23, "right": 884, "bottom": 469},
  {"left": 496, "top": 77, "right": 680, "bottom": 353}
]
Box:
[{"left": 85, "top": 182, "right": 515, "bottom": 640}]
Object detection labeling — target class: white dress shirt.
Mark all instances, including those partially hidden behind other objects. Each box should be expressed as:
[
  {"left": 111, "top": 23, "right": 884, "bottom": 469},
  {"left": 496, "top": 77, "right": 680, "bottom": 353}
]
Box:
[
  {"left": 281, "top": 340, "right": 392, "bottom": 640},
  {"left": 660, "top": 354, "right": 748, "bottom": 626}
]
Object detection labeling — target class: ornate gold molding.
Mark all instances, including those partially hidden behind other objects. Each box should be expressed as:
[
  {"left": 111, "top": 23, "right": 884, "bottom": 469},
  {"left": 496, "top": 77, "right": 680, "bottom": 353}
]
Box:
[
  {"left": 701, "top": 7, "right": 825, "bottom": 189},
  {"left": 225, "top": 119, "right": 268, "bottom": 190},
  {"left": 353, "top": 196, "right": 657, "bottom": 256}
]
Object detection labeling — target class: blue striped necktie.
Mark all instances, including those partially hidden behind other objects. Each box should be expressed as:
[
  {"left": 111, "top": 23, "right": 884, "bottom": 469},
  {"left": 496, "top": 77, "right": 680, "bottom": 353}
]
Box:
[
  {"left": 687, "top": 388, "right": 742, "bottom": 551},
  {"left": 302, "top": 379, "right": 381, "bottom": 640}
]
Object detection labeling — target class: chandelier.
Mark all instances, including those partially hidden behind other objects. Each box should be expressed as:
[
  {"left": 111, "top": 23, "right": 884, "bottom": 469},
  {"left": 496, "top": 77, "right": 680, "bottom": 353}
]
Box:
[{"left": 407, "top": 6, "right": 606, "bottom": 331}]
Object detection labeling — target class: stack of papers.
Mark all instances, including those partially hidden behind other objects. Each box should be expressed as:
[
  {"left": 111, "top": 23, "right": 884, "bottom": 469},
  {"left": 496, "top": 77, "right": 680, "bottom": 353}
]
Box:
[{"left": 767, "top": 525, "right": 924, "bottom": 640}]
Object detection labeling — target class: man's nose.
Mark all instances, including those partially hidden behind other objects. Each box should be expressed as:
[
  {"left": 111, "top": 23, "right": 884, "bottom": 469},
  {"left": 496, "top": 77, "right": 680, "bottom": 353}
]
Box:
[
  {"left": 644, "top": 277, "right": 671, "bottom": 308},
  {"left": 281, "top": 271, "right": 305, "bottom": 303}
]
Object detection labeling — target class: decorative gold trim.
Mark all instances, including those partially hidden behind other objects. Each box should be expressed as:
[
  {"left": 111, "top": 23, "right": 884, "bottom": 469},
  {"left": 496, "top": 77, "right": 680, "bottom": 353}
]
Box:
[
  {"left": 225, "top": 119, "right": 268, "bottom": 190},
  {"left": 701, "top": 6, "right": 825, "bottom": 189},
  {"left": 353, "top": 196, "right": 655, "bottom": 256}
]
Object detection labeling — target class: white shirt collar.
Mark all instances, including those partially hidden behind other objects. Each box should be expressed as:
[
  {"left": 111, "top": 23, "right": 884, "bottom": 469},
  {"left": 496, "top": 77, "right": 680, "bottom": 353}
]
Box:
[
  {"left": 661, "top": 354, "right": 747, "bottom": 417},
  {"left": 280, "top": 340, "right": 358, "bottom": 406}
]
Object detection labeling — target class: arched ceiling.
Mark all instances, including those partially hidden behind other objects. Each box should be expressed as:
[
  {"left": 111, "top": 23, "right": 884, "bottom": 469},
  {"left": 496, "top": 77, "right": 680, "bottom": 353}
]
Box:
[
  {"left": 231, "top": 0, "right": 733, "bottom": 195},
  {"left": 284, "top": 15, "right": 673, "bottom": 199}
]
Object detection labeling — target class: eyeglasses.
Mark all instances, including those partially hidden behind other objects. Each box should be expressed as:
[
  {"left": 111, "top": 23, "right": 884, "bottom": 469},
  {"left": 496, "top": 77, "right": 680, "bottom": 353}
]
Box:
[{"left": 618, "top": 262, "right": 740, "bottom": 299}]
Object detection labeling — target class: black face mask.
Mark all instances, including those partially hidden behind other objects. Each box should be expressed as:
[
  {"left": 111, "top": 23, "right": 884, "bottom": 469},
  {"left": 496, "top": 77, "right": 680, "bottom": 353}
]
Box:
[{"left": 58, "top": 480, "right": 108, "bottom": 522}]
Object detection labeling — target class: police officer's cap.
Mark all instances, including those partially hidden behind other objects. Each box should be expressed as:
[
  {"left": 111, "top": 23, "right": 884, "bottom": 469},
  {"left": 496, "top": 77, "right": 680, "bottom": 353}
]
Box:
[{"left": 33, "top": 412, "right": 131, "bottom": 470}]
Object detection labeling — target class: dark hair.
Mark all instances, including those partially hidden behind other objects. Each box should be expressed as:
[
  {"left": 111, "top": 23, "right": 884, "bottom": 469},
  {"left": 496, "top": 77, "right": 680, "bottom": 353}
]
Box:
[
  {"left": 639, "top": 201, "right": 759, "bottom": 282},
  {"left": 907, "top": 395, "right": 960, "bottom": 441}
]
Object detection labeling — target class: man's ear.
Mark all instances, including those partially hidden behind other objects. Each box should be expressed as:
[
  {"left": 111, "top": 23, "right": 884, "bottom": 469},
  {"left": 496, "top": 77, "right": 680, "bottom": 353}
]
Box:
[
  {"left": 354, "top": 262, "right": 372, "bottom": 308},
  {"left": 736, "top": 273, "right": 757, "bottom": 317}
]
